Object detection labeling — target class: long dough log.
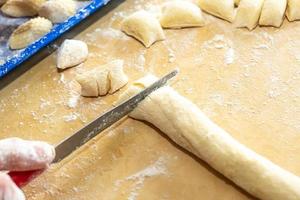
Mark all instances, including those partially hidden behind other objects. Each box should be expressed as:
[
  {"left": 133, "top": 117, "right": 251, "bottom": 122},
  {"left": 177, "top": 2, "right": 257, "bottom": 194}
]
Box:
[{"left": 119, "top": 75, "right": 300, "bottom": 200}]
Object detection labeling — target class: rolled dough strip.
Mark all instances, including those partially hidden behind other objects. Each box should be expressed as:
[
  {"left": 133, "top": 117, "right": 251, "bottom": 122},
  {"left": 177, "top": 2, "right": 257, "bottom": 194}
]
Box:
[
  {"left": 119, "top": 75, "right": 300, "bottom": 200},
  {"left": 286, "top": 0, "right": 300, "bottom": 21},
  {"left": 259, "top": 0, "right": 287, "bottom": 27}
]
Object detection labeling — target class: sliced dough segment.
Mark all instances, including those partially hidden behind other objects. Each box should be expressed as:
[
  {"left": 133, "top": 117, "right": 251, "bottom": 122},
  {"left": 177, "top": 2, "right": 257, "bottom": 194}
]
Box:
[
  {"left": 1, "top": 0, "right": 45, "bottom": 17},
  {"left": 160, "top": 1, "right": 205, "bottom": 28},
  {"left": 259, "top": 0, "right": 287, "bottom": 27},
  {"left": 76, "top": 60, "right": 128, "bottom": 97},
  {"left": 8, "top": 17, "right": 52, "bottom": 49},
  {"left": 38, "top": 0, "right": 76, "bottom": 23},
  {"left": 119, "top": 75, "right": 300, "bottom": 200},
  {"left": 197, "top": 0, "right": 235, "bottom": 22},
  {"left": 57, "top": 39, "right": 89, "bottom": 70},
  {"left": 108, "top": 60, "right": 129, "bottom": 94},
  {"left": 121, "top": 10, "right": 165, "bottom": 48},
  {"left": 286, "top": 0, "right": 300, "bottom": 21},
  {"left": 234, "top": 0, "right": 265, "bottom": 30}
]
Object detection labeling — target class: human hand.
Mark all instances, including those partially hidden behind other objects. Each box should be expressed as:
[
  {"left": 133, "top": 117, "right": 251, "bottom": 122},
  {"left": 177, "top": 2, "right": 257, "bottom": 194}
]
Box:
[{"left": 0, "top": 138, "right": 55, "bottom": 200}]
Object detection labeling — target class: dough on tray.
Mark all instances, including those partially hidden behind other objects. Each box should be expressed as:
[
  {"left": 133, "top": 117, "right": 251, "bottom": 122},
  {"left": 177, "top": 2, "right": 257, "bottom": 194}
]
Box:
[
  {"left": 234, "top": 0, "right": 265, "bottom": 30},
  {"left": 38, "top": 0, "right": 76, "bottom": 23},
  {"left": 259, "top": 0, "right": 287, "bottom": 27},
  {"left": 159, "top": 1, "right": 205, "bottom": 28},
  {"left": 121, "top": 10, "right": 165, "bottom": 48},
  {"left": 286, "top": 0, "right": 300, "bottom": 21},
  {"left": 56, "top": 39, "right": 89, "bottom": 70},
  {"left": 76, "top": 60, "right": 128, "bottom": 97},
  {"left": 119, "top": 75, "right": 300, "bottom": 200},
  {"left": 8, "top": 17, "right": 52, "bottom": 49},
  {"left": 197, "top": 0, "right": 235, "bottom": 22},
  {"left": 1, "top": 0, "right": 45, "bottom": 17}
]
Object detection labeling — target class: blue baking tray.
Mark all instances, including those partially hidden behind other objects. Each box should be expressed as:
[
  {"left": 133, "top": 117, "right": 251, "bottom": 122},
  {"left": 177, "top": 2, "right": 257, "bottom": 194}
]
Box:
[{"left": 0, "top": 0, "right": 110, "bottom": 78}]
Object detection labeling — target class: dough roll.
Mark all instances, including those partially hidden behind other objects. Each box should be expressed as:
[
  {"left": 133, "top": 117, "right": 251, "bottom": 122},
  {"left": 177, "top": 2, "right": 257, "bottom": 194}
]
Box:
[{"left": 120, "top": 75, "right": 300, "bottom": 200}]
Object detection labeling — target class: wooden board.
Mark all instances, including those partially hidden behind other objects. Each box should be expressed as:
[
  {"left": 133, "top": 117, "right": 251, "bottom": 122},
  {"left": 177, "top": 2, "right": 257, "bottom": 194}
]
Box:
[{"left": 0, "top": 0, "right": 300, "bottom": 199}]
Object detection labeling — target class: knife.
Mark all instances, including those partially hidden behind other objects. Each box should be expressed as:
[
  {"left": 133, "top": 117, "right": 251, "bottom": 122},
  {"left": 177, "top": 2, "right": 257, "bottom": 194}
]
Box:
[{"left": 8, "top": 69, "right": 178, "bottom": 187}]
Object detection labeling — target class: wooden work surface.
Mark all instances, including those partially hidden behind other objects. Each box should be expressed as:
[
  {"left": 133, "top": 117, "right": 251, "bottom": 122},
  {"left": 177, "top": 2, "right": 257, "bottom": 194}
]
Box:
[{"left": 0, "top": 0, "right": 300, "bottom": 199}]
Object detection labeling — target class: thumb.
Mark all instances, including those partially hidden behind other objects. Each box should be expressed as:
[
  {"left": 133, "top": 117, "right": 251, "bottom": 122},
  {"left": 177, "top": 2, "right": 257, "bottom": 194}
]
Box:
[
  {"left": 0, "top": 138, "right": 55, "bottom": 171},
  {"left": 0, "top": 173, "right": 25, "bottom": 200}
]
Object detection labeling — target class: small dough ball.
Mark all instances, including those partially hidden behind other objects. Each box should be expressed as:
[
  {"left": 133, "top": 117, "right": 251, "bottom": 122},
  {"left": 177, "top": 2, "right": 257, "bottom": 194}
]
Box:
[
  {"left": 197, "top": 0, "right": 235, "bottom": 22},
  {"left": 57, "top": 39, "right": 88, "bottom": 70},
  {"left": 234, "top": 0, "right": 265, "bottom": 30},
  {"left": 38, "top": 0, "right": 76, "bottom": 23},
  {"left": 108, "top": 60, "right": 128, "bottom": 94},
  {"left": 121, "top": 10, "right": 165, "bottom": 48},
  {"left": 1, "top": 0, "right": 46, "bottom": 17},
  {"left": 259, "top": 0, "right": 287, "bottom": 27},
  {"left": 76, "top": 73, "right": 98, "bottom": 97},
  {"left": 286, "top": 0, "right": 300, "bottom": 21},
  {"left": 160, "top": 1, "right": 205, "bottom": 28},
  {"left": 9, "top": 17, "right": 52, "bottom": 49}
]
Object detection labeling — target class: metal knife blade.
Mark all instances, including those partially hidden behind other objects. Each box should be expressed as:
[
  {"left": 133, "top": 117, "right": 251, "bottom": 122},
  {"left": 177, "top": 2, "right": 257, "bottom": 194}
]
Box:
[{"left": 53, "top": 69, "right": 178, "bottom": 163}]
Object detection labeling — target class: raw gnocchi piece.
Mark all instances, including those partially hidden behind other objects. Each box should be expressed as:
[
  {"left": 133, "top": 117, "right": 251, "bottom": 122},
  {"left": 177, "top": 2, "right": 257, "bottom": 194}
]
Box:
[
  {"left": 57, "top": 39, "right": 89, "bottom": 70},
  {"left": 108, "top": 60, "right": 128, "bottom": 94},
  {"left": 38, "top": 0, "right": 76, "bottom": 23},
  {"left": 234, "top": 0, "right": 265, "bottom": 30},
  {"left": 121, "top": 10, "right": 165, "bottom": 48},
  {"left": 160, "top": 1, "right": 205, "bottom": 28},
  {"left": 8, "top": 17, "right": 52, "bottom": 49},
  {"left": 286, "top": 0, "right": 300, "bottom": 21},
  {"left": 1, "top": 0, "right": 45, "bottom": 17},
  {"left": 197, "top": 0, "right": 235, "bottom": 22},
  {"left": 259, "top": 0, "right": 287, "bottom": 27},
  {"left": 76, "top": 60, "right": 128, "bottom": 97}
]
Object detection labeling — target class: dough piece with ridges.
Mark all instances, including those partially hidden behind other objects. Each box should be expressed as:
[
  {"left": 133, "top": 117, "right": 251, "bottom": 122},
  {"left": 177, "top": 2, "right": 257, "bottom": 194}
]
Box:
[
  {"left": 57, "top": 39, "right": 88, "bottom": 70},
  {"left": 76, "top": 60, "right": 128, "bottom": 97},
  {"left": 119, "top": 75, "right": 300, "bottom": 200},
  {"left": 1, "top": 0, "right": 45, "bottom": 17},
  {"left": 197, "top": 0, "right": 235, "bottom": 22},
  {"left": 234, "top": 0, "right": 265, "bottom": 30},
  {"left": 259, "top": 0, "right": 287, "bottom": 27},
  {"left": 160, "top": 1, "right": 205, "bottom": 29},
  {"left": 286, "top": 0, "right": 300, "bottom": 21},
  {"left": 121, "top": 10, "right": 165, "bottom": 48},
  {"left": 38, "top": 0, "right": 76, "bottom": 23},
  {"left": 8, "top": 17, "right": 52, "bottom": 49}
]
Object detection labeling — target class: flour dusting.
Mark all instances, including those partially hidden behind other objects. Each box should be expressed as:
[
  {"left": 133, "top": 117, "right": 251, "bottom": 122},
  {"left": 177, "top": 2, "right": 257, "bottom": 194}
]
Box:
[{"left": 224, "top": 48, "right": 235, "bottom": 65}]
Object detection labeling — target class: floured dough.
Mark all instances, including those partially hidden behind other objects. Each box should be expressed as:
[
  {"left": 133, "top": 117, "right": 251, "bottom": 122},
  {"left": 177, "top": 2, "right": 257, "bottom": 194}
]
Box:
[
  {"left": 197, "top": 0, "right": 235, "bottom": 22},
  {"left": 1, "top": 0, "right": 45, "bottom": 17},
  {"left": 76, "top": 60, "right": 128, "bottom": 97},
  {"left": 286, "top": 0, "right": 300, "bottom": 21},
  {"left": 57, "top": 39, "right": 89, "bottom": 70},
  {"left": 121, "top": 10, "right": 165, "bottom": 48},
  {"left": 234, "top": 0, "right": 265, "bottom": 30},
  {"left": 259, "top": 0, "right": 287, "bottom": 27},
  {"left": 160, "top": 1, "right": 205, "bottom": 29},
  {"left": 38, "top": 0, "right": 76, "bottom": 23},
  {"left": 8, "top": 17, "right": 52, "bottom": 50},
  {"left": 119, "top": 75, "right": 300, "bottom": 200}
]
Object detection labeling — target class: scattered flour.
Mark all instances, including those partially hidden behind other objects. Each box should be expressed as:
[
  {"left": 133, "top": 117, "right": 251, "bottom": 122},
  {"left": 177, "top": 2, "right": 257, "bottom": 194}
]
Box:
[
  {"left": 63, "top": 113, "right": 78, "bottom": 122},
  {"left": 224, "top": 48, "right": 235, "bottom": 65},
  {"left": 67, "top": 94, "right": 80, "bottom": 108}
]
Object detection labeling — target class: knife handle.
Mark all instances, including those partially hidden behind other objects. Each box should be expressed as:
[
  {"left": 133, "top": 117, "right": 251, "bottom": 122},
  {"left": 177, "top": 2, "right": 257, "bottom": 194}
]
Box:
[{"left": 8, "top": 170, "right": 44, "bottom": 188}]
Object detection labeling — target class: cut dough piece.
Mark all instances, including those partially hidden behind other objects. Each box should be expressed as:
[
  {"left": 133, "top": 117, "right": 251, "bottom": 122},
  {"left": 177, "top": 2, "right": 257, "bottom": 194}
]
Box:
[
  {"left": 38, "top": 0, "right": 76, "bottom": 23},
  {"left": 234, "top": 0, "right": 265, "bottom": 30},
  {"left": 57, "top": 39, "right": 88, "bottom": 70},
  {"left": 76, "top": 73, "right": 98, "bottom": 97},
  {"left": 76, "top": 60, "right": 128, "bottom": 97},
  {"left": 286, "top": 0, "right": 300, "bottom": 21},
  {"left": 259, "top": 0, "right": 287, "bottom": 27},
  {"left": 197, "top": 0, "right": 235, "bottom": 22},
  {"left": 160, "top": 1, "right": 205, "bottom": 28},
  {"left": 8, "top": 17, "right": 52, "bottom": 50},
  {"left": 119, "top": 75, "right": 300, "bottom": 200},
  {"left": 108, "top": 60, "right": 128, "bottom": 94},
  {"left": 121, "top": 10, "right": 165, "bottom": 48},
  {"left": 1, "top": 0, "right": 45, "bottom": 17}
]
